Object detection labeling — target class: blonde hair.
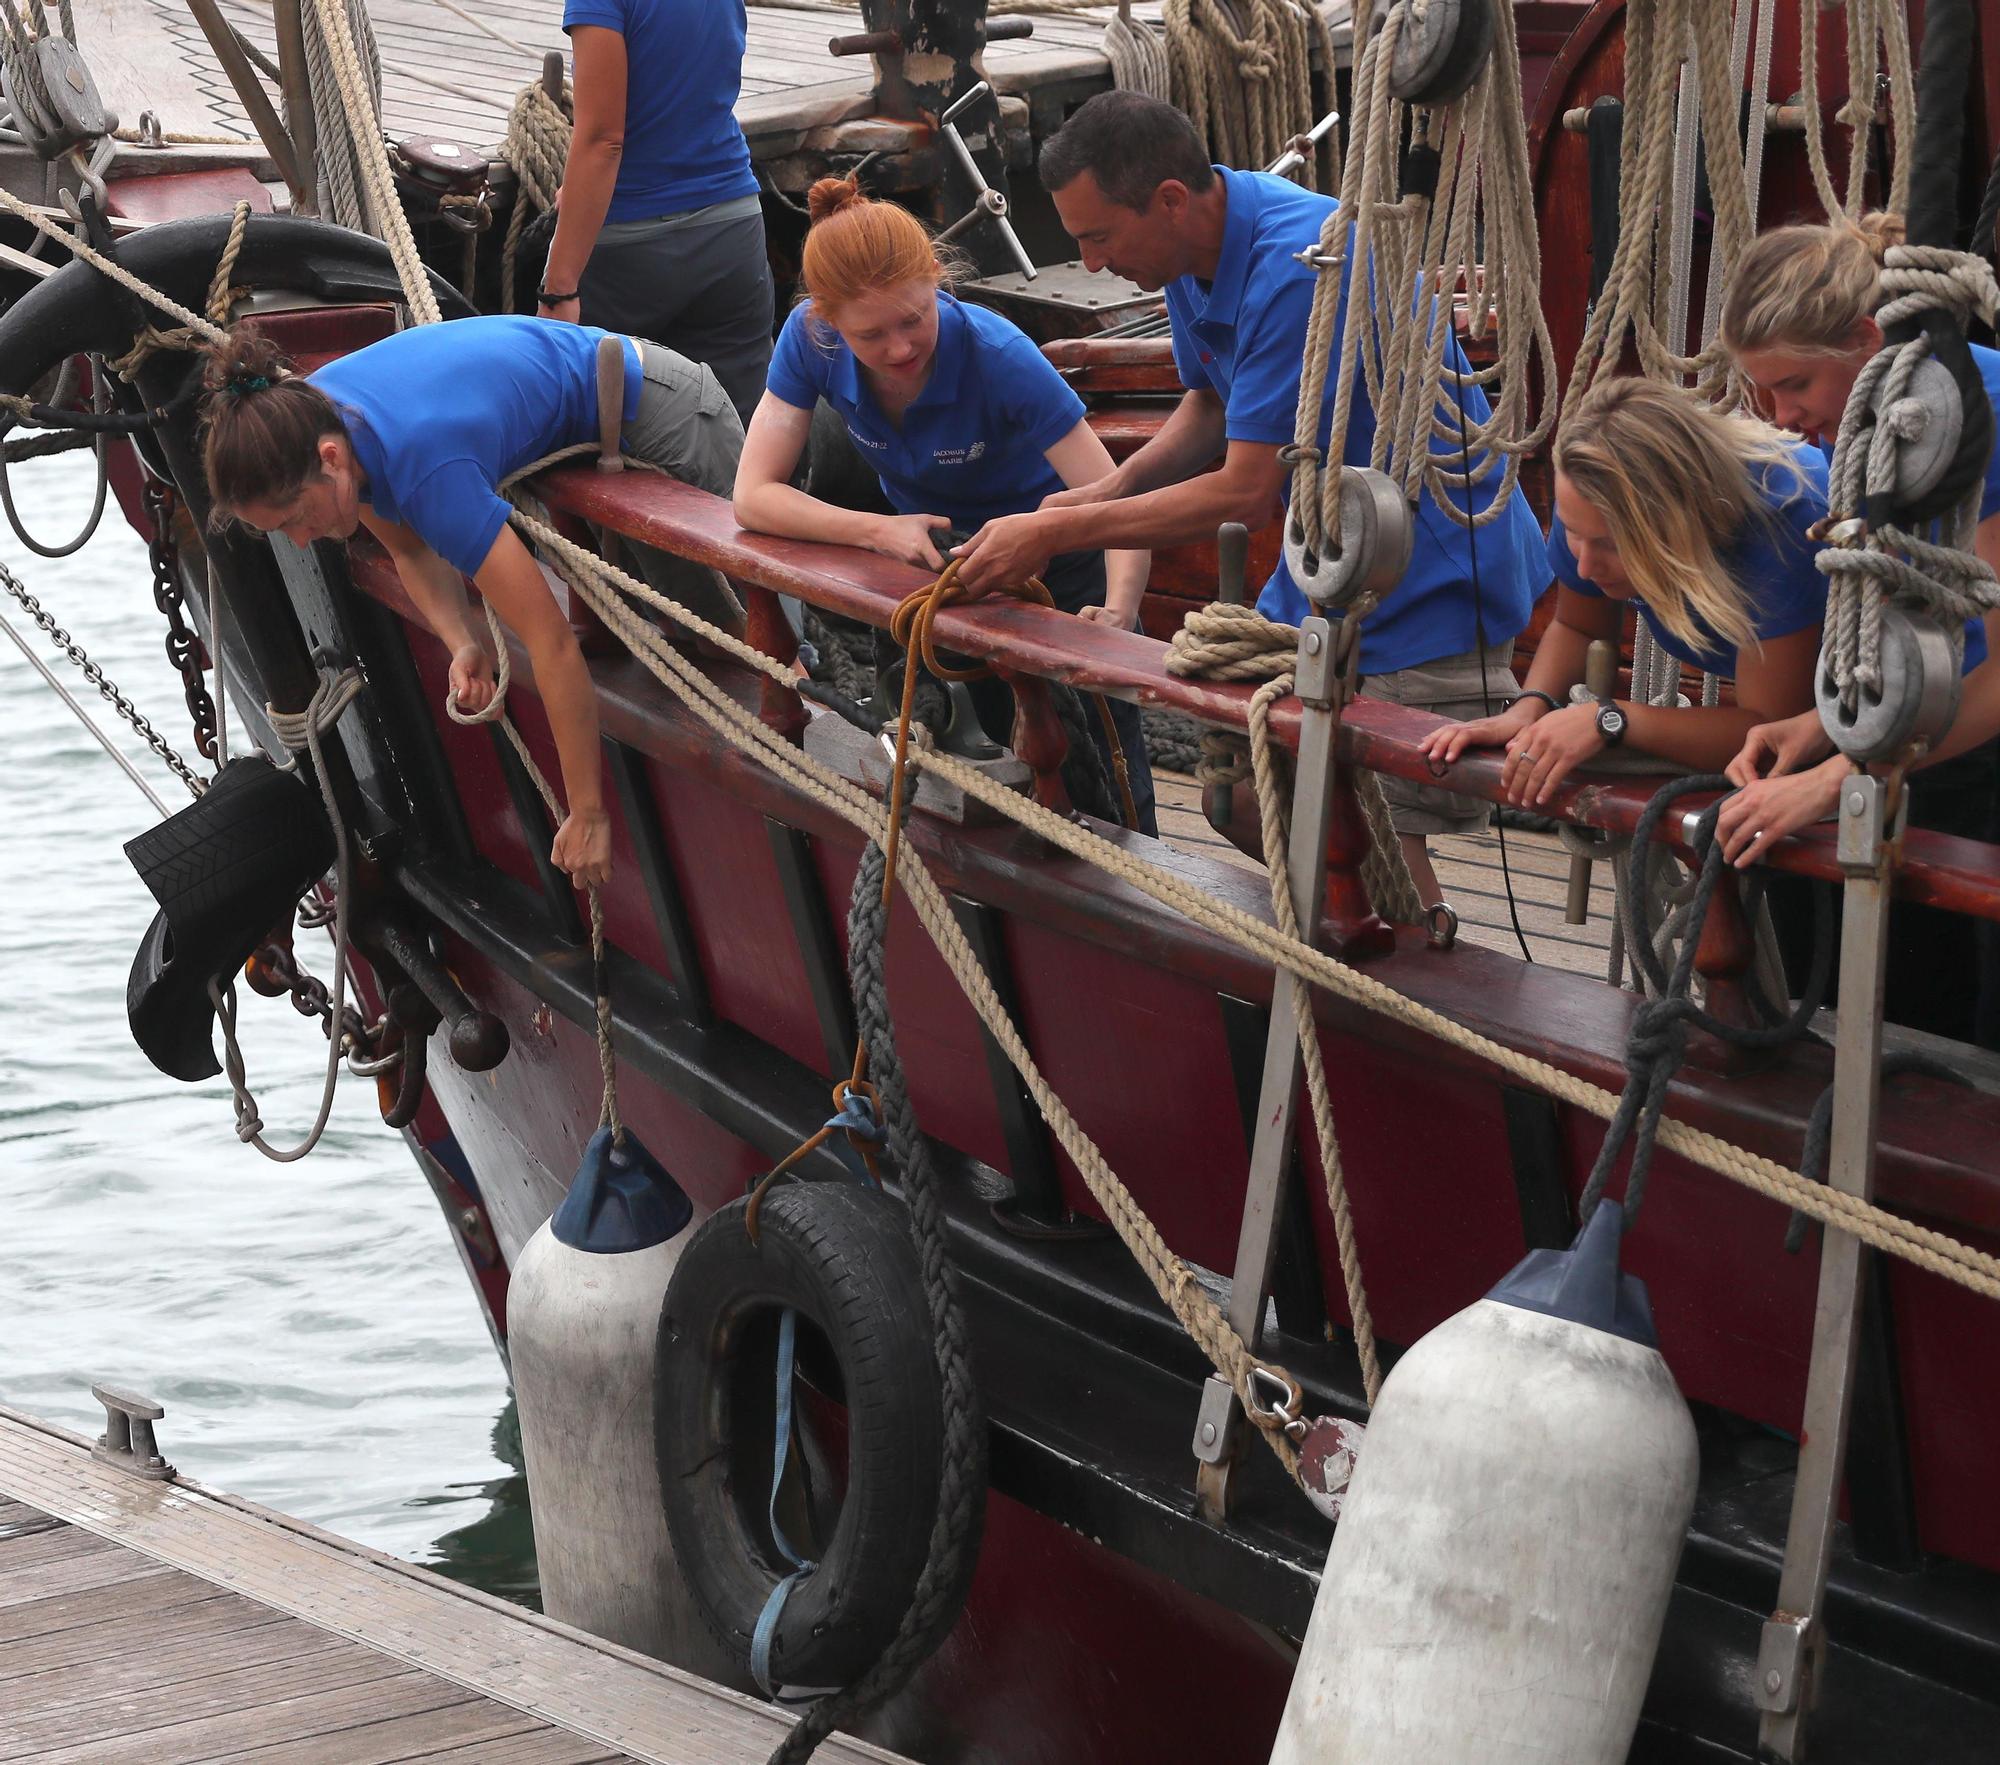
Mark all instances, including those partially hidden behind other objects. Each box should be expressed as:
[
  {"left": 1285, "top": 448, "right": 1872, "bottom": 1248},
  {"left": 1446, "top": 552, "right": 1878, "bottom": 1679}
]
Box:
[
  {"left": 1719, "top": 210, "right": 1903, "bottom": 358},
  {"left": 1554, "top": 379, "right": 1808, "bottom": 659}
]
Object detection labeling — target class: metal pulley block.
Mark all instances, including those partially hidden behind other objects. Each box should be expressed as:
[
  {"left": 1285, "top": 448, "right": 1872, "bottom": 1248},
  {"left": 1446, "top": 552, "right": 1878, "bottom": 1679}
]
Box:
[
  {"left": 1386, "top": 0, "right": 1495, "bottom": 107},
  {"left": 1, "top": 35, "right": 113, "bottom": 160},
  {"left": 1868, "top": 354, "right": 1965, "bottom": 510},
  {"left": 391, "top": 135, "right": 492, "bottom": 234},
  {"left": 1282, "top": 467, "right": 1414, "bottom": 610},
  {"left": 1814, "top": 603, "right": 1963, "bottom": 761}
]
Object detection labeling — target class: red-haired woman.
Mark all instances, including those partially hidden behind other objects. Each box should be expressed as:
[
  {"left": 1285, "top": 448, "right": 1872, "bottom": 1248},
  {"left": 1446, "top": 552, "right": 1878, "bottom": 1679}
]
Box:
[{"left": 731, "top": 177, "right": 1156, "bottom": 832}]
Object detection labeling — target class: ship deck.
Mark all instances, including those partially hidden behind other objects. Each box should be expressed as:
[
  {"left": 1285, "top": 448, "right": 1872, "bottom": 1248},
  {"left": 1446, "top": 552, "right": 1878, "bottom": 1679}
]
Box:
[
  {"left": 90, "top": 0, "right": 1243, "bottom": 163},
  {"left": 0, "top": 1403, "right": 908, "bottom": 1765}
]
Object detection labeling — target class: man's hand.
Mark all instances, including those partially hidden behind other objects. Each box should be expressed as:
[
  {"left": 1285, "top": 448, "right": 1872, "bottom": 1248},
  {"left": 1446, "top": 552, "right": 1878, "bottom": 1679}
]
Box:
[
  {"left": 953, "top": 512, "right": 1060, "bottom": 593},
  {"left": 1499, "top": 702, "right": 1605, "bottom": 806},
  {"left": 448, "top": 640, "right": 496, "bottom": 715},
  {"left": 1078, "top": 602, "right": 1140, "bottom": 631},
  {"left": 551, "top": 805, "right": 612, "bottom": 888},
  {"left": 1724, "top": 710, "right": 1835, "bottom": 787},
  {"left": 868, "top": 513, "right": 951, "bottom": 571},
  {"left": 1715, "top": 757, "right": 1847, "bottom": 868}
]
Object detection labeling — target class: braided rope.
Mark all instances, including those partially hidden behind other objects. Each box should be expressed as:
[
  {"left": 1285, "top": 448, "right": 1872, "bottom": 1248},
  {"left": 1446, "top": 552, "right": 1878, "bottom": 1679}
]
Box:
[{"left": 497, "top": 76, "right": 572, "bottom": 312}]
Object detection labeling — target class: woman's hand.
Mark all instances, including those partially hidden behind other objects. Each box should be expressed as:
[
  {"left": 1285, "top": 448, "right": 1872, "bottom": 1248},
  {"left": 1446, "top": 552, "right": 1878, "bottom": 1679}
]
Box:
[
  {"left": 448, "top": 641, "right": 496, "bottom": 715},
  {"left": 1724, "top": 710, "right": 1834, "bottom": 787},
  {"left": 551, "top": 805, "right": 613, "bottom": 888},
  {"left": 1078, "top": 602, "right": 1140, "bottom": 631},
  {"left": 1715, "top": 757, "right": 1847, "bottom": 868},
  {"left": 870, "top": 513, "right": 950, "bottom": 571},
  {"left": 537, "top": 294, "right": 582, "bottom": 326},
  {"left": 1499, "top": 702, "right": 1606, "bottom": 806},
  {"left": 1416, "top": 696, "right": 1544, "bottom": 768}
]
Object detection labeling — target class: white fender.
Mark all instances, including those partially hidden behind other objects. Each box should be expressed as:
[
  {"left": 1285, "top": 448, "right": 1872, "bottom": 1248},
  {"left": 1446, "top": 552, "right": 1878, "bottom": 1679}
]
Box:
[
  {"left": 507, "top": 1127, "right": 746, "bottom": 1689},
  {"left": 1271, "top": 1201, "right": 1698, "bottom": 1764}
]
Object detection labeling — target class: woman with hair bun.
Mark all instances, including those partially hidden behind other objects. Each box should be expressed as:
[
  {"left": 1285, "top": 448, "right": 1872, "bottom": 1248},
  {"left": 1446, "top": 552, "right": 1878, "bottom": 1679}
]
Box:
[
  {"left": 199, "top": 314, "right": 744, "bottom": 888},
  {"left": 732, "top": 176, "right": 1157, "bottom": 833}
]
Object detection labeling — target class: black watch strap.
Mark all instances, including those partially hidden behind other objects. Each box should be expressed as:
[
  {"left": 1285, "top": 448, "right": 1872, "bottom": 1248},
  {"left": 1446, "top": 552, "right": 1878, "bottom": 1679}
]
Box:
[
  {"left": 1513, "top": 688, "right": 1561, "bottom": 713},
  {"left": 538, "top": 288, "right": 579, "bottom": 304}
]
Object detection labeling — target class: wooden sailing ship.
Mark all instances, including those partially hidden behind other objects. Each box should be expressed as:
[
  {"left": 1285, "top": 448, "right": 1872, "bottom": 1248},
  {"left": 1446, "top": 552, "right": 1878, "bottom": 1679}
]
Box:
[{"left": 2, "top": 1, "right": 1999, "bottom": 1760}]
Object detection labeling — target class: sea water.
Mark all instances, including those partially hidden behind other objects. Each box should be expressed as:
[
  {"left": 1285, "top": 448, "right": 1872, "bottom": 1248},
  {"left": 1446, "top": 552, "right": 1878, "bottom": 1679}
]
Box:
[{"left": 0, "top": 449, "right": 535, "bottom": 1601}]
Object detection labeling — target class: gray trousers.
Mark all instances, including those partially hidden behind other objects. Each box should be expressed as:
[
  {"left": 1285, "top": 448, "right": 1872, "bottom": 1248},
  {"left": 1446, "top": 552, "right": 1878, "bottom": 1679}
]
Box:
[
  {"left": 615, "top": 339, "right": 748, "bottom": 634},
  {"left": 580, "top": 195, "right": 774, "bottom": 429}
]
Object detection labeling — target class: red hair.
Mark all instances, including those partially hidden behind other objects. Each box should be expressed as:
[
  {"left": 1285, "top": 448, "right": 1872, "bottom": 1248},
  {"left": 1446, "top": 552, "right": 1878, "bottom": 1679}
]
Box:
[{"left": 799, "top": 177, "right": 951, "bottom": 319}]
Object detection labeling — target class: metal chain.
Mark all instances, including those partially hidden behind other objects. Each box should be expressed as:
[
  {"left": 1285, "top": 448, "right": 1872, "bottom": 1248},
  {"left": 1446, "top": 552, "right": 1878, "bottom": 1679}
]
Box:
[
  {"left": 0, "top": 559, "right": 205, "bottom": 797},
  {"left": 248, "top": 926, "right": 387, "bottom": 1068},
  {"left": 142, "top": 479, "right": 220, "bottom": 764}
]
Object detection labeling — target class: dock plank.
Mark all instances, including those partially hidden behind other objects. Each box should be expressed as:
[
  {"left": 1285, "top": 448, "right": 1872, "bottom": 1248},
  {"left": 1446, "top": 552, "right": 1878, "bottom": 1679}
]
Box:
[
  {"left": 0, "top": 1562, "right": 213, "bottom": 1642},
  {"left": 0, "top": 1645, "right": 408, "bottom": 1759},
  {"left": 12, "top": 1671, "right": 485, "bottom": 1765},
  {"left": 0, "top": 1407, "right": 909, "bottom": 1764},
  {"left": 0, "top": 1541, "right": 176, "bottom": 1609}
]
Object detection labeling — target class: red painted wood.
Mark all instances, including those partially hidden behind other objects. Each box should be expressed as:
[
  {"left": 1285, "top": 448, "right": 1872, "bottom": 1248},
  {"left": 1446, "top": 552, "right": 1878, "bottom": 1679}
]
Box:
[{"left": 104, "top": 168, "right": 272, "bottom": 225}]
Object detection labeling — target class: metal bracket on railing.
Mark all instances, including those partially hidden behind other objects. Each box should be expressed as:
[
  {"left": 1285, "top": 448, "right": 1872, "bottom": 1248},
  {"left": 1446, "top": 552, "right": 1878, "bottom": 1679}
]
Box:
[
  {"left": 90, "top": 1383, "right": 174, "bottom": 1481},
  {"left": 1756, "top": 767, "right": 1905, "bottom": 1762},
  {"left": 1191, "top": 615, "right": 1343, "bottom": 1524}
]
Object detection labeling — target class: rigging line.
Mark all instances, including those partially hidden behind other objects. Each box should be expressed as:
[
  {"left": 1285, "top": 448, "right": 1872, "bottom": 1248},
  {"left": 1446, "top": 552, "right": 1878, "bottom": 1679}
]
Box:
[
  {"left": 1449, "top": 351, "right": 1533, "bottom": 963},
  {"left": 0, "top": 607, "right": 173, "bottom": 815}
]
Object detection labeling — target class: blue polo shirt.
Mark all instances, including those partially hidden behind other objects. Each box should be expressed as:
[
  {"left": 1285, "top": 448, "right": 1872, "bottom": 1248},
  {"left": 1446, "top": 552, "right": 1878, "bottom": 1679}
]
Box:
[
  {"left": 766, "top": 294, "right": 1087, "bottom": 531},
  {"left": 1164, "top": 168, "right": 1546, "bottom": 674},
  {"left": 310, "top": 316, "right": 641, "bottom": 578},
  {"left": 562, "top": 0, "right": 758, "bottom": 221},
  {"left": 1549, "top": 442, "right": 1989, "bottom": 677}
]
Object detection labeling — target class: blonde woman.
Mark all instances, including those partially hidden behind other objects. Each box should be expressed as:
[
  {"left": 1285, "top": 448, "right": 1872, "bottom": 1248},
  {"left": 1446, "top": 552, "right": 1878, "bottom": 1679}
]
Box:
[{"left": 1418, "top": 378, "right": 1845, "bottom": 805}]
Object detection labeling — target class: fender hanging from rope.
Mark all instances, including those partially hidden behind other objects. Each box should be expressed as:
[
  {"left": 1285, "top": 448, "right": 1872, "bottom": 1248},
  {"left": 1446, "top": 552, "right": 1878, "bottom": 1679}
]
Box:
[{"left": 653, "top": 1180, "right": 950, "bottom": 1694}]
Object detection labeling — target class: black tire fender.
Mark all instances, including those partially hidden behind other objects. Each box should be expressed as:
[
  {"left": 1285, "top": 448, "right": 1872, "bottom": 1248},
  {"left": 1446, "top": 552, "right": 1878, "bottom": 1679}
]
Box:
[{"left": 655, "top": 1182, "right": 945, "bottom": 1690}]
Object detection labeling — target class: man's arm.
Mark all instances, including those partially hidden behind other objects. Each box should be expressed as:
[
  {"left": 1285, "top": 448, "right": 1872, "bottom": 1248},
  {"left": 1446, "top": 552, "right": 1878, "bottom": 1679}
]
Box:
[
  {"left": 1043, "top": 387, "right": 1231, "bottom": 510},
  {"left": 955, "top": 434, "right": 1285, "bottom": 591}
]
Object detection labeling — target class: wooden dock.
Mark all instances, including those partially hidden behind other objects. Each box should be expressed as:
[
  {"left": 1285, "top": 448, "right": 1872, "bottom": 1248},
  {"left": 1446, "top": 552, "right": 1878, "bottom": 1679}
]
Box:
[{"left": 0, "top": 1402, "right": 908, "bottom": 1765}]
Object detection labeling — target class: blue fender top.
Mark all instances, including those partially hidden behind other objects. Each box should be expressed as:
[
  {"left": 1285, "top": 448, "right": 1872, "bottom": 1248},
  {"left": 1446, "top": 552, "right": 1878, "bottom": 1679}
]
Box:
[
  {"left": 550, "top": 1126, "right": 694, "bottom": 1252},
  {"left": 1487, "top": 1199, "right": 1659, "bottom": 1348}
]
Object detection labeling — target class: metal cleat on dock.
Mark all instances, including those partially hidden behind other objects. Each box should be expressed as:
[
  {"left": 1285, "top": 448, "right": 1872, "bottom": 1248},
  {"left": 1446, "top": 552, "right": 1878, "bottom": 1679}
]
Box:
[{"left": 89, "top": 1382, "right": 174, "bottom": 1481}]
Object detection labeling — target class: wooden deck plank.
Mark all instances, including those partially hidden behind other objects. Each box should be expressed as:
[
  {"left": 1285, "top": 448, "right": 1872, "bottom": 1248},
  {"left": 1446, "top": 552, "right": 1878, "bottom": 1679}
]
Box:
[
  {"left": 0, "top": 1649, "right": 412, "bottom": 1760},
  {"left": 0, "top": 1540, "right": 177, "bottom": 1609},
  {"left": 0, "top": 1523, "right": 117, "bottom": 1570},
  {"left": 11, "top": 1672, "right": 484, "bottom": 1765},
  {"left": 216, "top": 1699, "right": 549, "bottom": 1765},
  {"left": 412, "top": 1736, "right": 629, "bottom": 1765},
  {"left": 0, "top": 1562, "right": 214, "bottom": 1642}
]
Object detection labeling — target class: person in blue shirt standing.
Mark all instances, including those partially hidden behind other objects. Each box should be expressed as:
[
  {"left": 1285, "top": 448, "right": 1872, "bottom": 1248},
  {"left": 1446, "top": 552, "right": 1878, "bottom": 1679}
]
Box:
[
  {"left": 953, "top": 90, "right": 1547, "bottom": 911},
  {"left": 733, "top": 177, "right": 1157, "bottom": 833},
  {"left": 536, "top": 0, "right": 773, "bottom": 426},
  {"left": 197, "top": 315, "right": 745, "bottom": 889}
]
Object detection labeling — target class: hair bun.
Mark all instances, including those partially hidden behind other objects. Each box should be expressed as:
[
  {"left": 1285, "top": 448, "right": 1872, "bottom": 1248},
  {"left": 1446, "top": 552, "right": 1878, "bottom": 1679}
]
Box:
[
  {"left": 1853, "top": 209, "right": 1907, "bottom": 262},
  {"left": 806, "top": 175, "right": 867, "bottom": 226},
  {"left": 200, "top": 323, "right": 294, "bottom": 397}
]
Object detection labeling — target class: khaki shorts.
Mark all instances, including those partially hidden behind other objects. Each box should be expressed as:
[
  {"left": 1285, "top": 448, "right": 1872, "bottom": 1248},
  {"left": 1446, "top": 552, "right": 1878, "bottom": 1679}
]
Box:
[{"left": 1359, "top": 641, "right": 1517, "bottom": 837}]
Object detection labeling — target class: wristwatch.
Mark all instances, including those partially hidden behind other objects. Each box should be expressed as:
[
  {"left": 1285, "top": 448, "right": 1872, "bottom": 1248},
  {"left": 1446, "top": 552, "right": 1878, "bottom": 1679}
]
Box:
[{"left": 1595, "top": 700, "right": 1628, "bottom": 747}]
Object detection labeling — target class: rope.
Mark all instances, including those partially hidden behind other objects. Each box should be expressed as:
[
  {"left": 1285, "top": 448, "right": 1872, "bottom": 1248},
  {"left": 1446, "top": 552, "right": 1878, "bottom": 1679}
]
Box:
[
  {"left": 211, "top": 668, "right": 364, "bottom": 1163},
  {"left": 1168, "top": 602, "right": 1425, "bottom": 925},
  {"left": 1818, "top": 246, "right": 2000, "bottom": 717},
  {"left": 768, "top": 830, "right": 989, "bottom": 1764},
  {"left": 1102, "top": 2, "right": 1170, "bottom": 99},
  {"left": 1163, "top": 0, "right": 1338, "bottom": 183},
  {"left": 444, "top": 595, "right": 625, "bottom": 1142},
  {"left": 1287, "top": 0, "right": 1552, "bottom": 573},
  {"left": 102, "top": 198, "right": 252, "bottom": 378},
  {"left": 497, "top": 74, "right": 571, "bottom": 312}
]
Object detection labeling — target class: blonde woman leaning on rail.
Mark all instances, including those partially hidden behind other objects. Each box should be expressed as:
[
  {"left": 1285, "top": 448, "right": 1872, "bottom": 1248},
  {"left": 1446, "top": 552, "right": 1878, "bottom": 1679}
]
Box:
[{"left": 1417, "top": 379, "right": 1840, "bottom": 805}]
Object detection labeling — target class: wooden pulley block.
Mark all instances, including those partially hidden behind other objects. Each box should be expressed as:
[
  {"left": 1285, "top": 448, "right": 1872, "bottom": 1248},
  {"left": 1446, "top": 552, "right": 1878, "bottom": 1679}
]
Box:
[
  {"left": 1386, "top": 0, "right": 1495, "bottom": 108},
  {"left": 1282, "top": 466, "right": 1414, "bottom": 611},
  {"left": 1814, "top": 603, "right": 1964, "bottom": 761}
]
